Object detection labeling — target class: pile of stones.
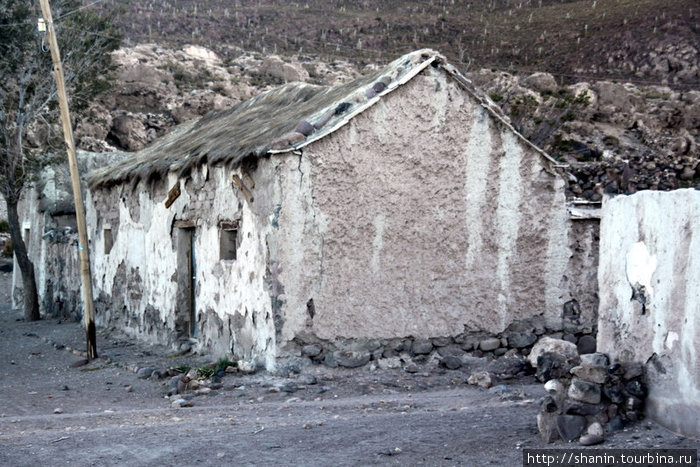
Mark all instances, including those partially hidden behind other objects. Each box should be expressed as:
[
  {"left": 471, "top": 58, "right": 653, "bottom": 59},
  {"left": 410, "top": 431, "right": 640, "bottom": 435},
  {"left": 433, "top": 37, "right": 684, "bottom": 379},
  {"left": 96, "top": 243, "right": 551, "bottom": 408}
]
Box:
[
  {"left": 532, "top": 337, "right": 647, "bottom": 445},
  {"left": 566, "top": 152, "right": 699, "bottom": 201}
]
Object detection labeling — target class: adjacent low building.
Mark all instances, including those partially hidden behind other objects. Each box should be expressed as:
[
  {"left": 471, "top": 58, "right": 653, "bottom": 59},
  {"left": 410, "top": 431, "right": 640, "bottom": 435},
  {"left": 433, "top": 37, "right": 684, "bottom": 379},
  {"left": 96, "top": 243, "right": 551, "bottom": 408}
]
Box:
[{"left": 598, "top": 189, "right": 700, "bottom": 438}]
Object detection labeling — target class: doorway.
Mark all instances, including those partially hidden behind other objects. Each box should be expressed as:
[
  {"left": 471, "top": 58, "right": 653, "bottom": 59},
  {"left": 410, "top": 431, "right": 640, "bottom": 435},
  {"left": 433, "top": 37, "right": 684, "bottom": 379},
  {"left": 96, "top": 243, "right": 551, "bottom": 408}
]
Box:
[{"left": 176, "top": 225, "right": 197, "bottom": 337}]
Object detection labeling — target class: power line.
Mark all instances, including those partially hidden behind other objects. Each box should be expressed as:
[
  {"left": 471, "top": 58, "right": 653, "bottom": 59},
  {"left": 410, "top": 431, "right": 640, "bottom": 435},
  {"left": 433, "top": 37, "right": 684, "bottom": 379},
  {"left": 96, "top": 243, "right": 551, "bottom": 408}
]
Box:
[
  {"left": 55, "top": 0, "right": 107, "bottom": 21},
  {"left": 0, "top": 0, "right": 108, "bottom": 29}
]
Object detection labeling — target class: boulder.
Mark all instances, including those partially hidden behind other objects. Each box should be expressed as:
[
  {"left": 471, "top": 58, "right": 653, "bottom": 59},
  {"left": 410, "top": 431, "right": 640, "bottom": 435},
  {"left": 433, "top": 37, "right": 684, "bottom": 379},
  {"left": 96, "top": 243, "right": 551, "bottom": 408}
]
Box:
[
  {"left": 467, "top": 370, "right": 493, "bottom": 388},
  {"left": 332, "top": 350, "right": 370, "bottom": 368},
  {"left": 570, "top": 364, "right": 608, "bottom": 384},
  {"left": 301, "top": 344, "right": 323, "bottom": 358},
  {"left": 260, "top": 55, "right": 309, "bottom": 83},
  {"left": 537, "top": 412, "right": 560, "bottom": 443},
  {"left": 411, "top": 339, "right": 434, "bottom": 355},
  {"left": 529, "top": 337, "right": 579, "bottom": 368},
  {"left": 440, "top": 356, "right": 463, "bottom": 370},
  {"left": 479, "top": 338, "right": 501, "bottom": 352},
  {"left": 109, "top": 114, "right": 148, "bottom": 151},
  {"left": 522, "top": 72, "right": 558, "bottom": 94},
  {"left": 568, "top": 378, "right": 601, "bottom": 404},
  {"left": 507, "top": 332, "right": 537, "bottom": 349},
  {"left": 556, "top": 414, "right": 587, "bottom": 441}
]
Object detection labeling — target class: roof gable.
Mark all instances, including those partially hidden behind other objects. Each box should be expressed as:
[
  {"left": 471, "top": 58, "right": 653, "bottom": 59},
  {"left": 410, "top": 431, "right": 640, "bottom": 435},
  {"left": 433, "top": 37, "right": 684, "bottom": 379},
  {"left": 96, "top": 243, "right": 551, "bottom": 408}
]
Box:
[{"left": 89, "top": 49, "right": 558, "bottom": 189}]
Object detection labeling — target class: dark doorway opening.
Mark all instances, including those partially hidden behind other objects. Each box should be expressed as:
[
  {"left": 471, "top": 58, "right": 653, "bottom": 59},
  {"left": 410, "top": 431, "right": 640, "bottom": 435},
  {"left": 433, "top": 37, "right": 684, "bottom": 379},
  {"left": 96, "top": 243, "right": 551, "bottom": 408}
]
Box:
[{"left": 176, "top": 225, "right": 197, "bottom": 337}]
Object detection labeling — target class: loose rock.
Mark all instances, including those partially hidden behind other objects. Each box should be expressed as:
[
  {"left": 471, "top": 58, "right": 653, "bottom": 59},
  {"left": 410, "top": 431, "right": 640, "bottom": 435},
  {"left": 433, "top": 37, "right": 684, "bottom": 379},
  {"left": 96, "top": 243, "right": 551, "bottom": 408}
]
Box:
[
  {"left": 556, "top": 414, "right": 587, "bottom": 441},
  {"left": 580, "top": 353, "right": 609, "bottom": 367},
  {"left": 568, "top": 378, "right": 601, "bottom": 404},
  {"left": 576, "top": 335, "right": 597, "bottom": 355},
  {"left": 529, "top": 337, "right": 579, "bottom": 368},
  {"left": 301, "top": 344, "right": 323, "bottom": 358},
  {"left": 136, "top": 367, "right": 158, "bottom": 379},
  {"left": 479, "top": 338, "right": 501, "bottom": 352},
  {"left": 441, "top": 356, "right": 462, "bottom": 370},
  {"left": 171, "top": 399, "right": 194, "bottom": 408},
  {"left": 579, "top": 434, "right": 605, "bottom": 446},
  {"left": 570, "top": 364, "right": 608, "bottom": 384},
  {"left": 411, "top": 339, "right": 433, "bottom": 355},
  {"left": 467, "top": 370, "right": 493, "bottom": 388},
  {"left": 508, "top": 332, "right": 537, "bottom": 349},
  {"left": 537, "top": 412, "right": 560, "bottom": 443},
  {"left": 332, "top": 350, "right": 370, "bottom": 368},
  {"left": 377, "top": 357, "right": 402, "bottom": 370},
  {"left": 237, "top": 360, "right": 256, "bottom": 374}
]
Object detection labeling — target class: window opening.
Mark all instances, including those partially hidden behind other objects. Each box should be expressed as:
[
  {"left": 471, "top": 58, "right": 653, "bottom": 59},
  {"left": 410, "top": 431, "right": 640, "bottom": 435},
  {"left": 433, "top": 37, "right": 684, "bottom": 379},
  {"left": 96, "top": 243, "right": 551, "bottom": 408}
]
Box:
[
  {"left": 104, "top": 226, "right": 113, "bottom": 255},
  {"left": 219, "top": 221, "right": 239, "bottom": 261}
]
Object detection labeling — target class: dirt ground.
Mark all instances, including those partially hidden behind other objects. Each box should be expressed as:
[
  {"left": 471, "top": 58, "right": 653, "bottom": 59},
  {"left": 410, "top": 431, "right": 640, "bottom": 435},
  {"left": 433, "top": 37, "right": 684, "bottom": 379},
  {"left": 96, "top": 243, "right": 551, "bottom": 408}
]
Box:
[{"left": 0, "top": 272, "right": 697, "bottom": 466}]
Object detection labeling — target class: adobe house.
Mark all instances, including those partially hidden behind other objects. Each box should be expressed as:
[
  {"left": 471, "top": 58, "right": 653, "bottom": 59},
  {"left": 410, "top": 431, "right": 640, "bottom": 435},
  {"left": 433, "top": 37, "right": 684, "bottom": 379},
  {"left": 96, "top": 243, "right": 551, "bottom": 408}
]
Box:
[{"left": 19, "top": 49, "right": 598, "bottom": 370}]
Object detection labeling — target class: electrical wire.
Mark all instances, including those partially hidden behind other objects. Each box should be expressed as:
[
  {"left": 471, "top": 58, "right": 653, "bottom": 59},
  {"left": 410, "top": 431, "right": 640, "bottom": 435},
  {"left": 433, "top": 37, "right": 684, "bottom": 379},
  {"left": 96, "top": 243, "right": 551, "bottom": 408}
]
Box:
[{"left": 0, "top": 0, "right": 108, "bottom": 29}]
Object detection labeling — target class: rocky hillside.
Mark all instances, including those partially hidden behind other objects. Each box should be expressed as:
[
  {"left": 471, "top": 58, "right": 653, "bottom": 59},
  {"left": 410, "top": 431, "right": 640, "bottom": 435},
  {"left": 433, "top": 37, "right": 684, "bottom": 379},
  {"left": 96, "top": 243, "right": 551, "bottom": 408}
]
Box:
[
  {"left": 98, "top": 0, "right": 698, "bottom": 88},
  {"left": 468, "top": 69, "right": 699, "bottom": 199},
  {"left": 70, "top": 43, "right": 698, "bottom": 201},
  {"left": 72, "top": 44, "right": 360, "bottom": 153}
]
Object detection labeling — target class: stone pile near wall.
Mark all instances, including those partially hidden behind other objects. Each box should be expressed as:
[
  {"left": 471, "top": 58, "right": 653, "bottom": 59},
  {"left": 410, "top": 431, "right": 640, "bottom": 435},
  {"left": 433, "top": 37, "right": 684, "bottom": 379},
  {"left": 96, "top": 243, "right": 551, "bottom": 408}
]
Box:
[
  {"left": 289, "top": 316, "right": 596, "bottom": 373},
  {"left": 533, "top": 339, "right": 646, "bottom": 445}
]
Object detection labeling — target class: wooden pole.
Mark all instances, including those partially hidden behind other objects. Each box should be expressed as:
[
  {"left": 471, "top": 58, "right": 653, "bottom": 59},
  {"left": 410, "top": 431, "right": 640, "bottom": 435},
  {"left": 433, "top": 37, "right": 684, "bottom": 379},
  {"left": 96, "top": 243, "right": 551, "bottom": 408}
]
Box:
[{"left": 39, "top": 0, "right": 98, "bottom": 360}]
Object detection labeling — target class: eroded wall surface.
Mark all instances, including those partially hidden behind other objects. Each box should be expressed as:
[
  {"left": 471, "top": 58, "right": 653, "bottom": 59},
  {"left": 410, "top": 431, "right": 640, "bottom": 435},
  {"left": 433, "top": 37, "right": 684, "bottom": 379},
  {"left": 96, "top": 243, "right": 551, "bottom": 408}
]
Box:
[
  {"left": 86, "top": 164, "right": 278, "bottom": 368},
  {"left": 274, "top": 66, "right": 593, "bottom": 349},
  {"left": 12, "top": 178, "right": 82, "bottom": 320},
  {"left": 598, "top": 189, "right": 700, "bottom": 438}
]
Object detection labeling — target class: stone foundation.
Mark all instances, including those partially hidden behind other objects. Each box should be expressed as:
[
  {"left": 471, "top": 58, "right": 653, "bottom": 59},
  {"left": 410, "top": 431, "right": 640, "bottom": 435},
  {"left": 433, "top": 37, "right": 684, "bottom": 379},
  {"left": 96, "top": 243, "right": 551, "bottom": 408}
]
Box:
[{"left": 284, "top": 316, "right": 597, "bottom": 372}]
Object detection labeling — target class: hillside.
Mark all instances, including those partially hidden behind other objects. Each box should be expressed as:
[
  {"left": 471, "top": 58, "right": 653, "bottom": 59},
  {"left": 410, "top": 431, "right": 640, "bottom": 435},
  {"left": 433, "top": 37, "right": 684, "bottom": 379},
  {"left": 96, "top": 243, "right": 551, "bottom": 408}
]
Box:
[
  {"left": 66, "top": 42, "right": 697, "bottom": 202},
  {"left": 21, "top": 0, "right": 697, "bottom": 204},
  {"left": 100, "top": 0, "right": 699, "bottom": 88}
]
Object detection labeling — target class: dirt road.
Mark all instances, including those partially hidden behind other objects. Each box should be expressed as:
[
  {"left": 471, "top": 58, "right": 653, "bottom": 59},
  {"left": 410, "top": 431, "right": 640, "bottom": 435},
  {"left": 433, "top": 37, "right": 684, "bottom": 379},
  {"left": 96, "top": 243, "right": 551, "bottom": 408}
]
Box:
[{"left": 0, "top": 272, "right": 696, "bottom": 466}]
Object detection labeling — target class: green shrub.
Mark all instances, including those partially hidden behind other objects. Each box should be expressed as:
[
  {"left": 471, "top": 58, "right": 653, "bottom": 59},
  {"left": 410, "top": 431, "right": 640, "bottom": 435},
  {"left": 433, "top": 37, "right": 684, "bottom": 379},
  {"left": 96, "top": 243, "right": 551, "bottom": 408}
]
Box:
[
  {"left": 173, "top": 365, "right": 190, "bottom": 374},
  {"left": 196, "top": 365, "right": 216, "bottom": 378},
  {"left": 215, "top": 357, "right": 236, "bottom": 373}
]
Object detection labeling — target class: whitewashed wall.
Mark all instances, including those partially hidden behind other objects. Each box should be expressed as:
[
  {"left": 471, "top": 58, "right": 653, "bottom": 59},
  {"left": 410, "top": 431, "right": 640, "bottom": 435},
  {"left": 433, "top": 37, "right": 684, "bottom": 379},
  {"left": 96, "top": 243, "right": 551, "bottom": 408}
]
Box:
[
  {"left": 86, "top": 165, "right": 277, "bottom": 368},
  {"left": 598, "top": 189, "right": 700, "bottom": 438}
]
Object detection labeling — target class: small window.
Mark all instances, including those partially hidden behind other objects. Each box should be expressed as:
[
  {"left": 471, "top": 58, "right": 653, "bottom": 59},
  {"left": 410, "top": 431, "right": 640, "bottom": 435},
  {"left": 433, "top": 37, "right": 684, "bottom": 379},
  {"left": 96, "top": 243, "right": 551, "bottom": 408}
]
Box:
[
  {"left": 104, "top": 227, "right": 113, "bottom": 255},
  {"left": 219, "top": 221, "right": 239, "bottom": 261}
]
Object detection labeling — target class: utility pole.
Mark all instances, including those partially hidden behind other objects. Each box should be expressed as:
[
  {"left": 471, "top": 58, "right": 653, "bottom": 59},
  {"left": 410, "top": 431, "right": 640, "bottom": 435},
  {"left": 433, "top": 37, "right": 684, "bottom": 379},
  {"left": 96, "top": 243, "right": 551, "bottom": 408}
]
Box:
[{"left": 39, "top": 0, "right": 98, "bottom": 360}]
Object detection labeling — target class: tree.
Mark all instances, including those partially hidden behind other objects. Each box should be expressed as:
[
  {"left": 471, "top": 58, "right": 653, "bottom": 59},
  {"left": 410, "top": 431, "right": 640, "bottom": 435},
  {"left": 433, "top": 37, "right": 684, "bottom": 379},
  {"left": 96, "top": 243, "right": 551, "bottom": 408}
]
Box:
[{"left": 0, "top": 0, "right": 120, "bottom": 321}]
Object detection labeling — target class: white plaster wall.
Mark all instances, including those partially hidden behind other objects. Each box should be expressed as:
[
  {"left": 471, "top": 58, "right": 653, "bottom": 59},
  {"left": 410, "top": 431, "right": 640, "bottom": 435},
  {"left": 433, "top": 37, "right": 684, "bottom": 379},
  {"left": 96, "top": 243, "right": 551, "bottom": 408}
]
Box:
[
  {"left": 598, "top": 189, "right": 700, "bottom": 438},
  {"left": 86, "top": 165, "right": 276, "bottom": 368},
  {"left": 275, "top": 66, "right": 575, "bottom": 343}
]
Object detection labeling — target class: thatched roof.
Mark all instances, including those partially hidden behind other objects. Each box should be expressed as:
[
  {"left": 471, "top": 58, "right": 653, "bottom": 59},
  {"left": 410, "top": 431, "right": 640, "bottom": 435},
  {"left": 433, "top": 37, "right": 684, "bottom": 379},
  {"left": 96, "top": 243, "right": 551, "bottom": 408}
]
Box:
[{"left": 89, "top": 49, "right": 558, "bottom": 189}]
